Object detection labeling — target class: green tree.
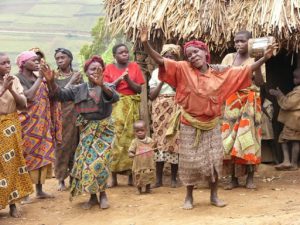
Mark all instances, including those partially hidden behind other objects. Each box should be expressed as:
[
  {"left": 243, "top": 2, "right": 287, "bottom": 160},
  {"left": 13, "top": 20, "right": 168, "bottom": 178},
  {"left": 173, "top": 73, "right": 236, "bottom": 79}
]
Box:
[{"left": 80, "top": 17, "right": 130, "bottom": 64}]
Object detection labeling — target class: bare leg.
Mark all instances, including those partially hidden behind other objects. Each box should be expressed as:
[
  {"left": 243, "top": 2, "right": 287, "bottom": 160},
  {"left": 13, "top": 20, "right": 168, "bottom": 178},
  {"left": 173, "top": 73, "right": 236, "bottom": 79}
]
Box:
[
  {"left": 128, "top": 174, "right": 133, "bottom": 186},
  {"left": 9, "top": 204, "right": 21, "bottom": 218},
  {"left": 145, "top": 184, "right": 151, "bottom": 193},
  {"left": 224, "top": 164, "right": 239, "bottom": 190},
  {"left": 109, "top": 172, "right": 118, "bottom": 187},
  {"left": 290, "top": 142, "right": 300, "bottom": 170},
  {"left": 275, "top": 143, "right": 292, "bottom": 170},
  {"left": 99, "top": 191, "right": 109, "bottom": 209},
  {"left": 82, "top": 194, "right": 98, "bottom": 210},
  {"left": 183, "top": 185, "right": 194, "bottom": 210},
  {"left": 153, "top": 162, "right": 164, "bottom": 188},
  {"left": 245, "top": 165, "right": 256, "bottom": 189},
  {"left": 210, "top": 173, "right": 227, "bottom": 207},
  {"left": 171, "top": 163, "right": 178, "bottom": 188},
  {"left": 36, "top": 184, "right": 54, "bottom": 199},
  {"left": 57, "top": 180, "right": 67, "bottom": 191}
]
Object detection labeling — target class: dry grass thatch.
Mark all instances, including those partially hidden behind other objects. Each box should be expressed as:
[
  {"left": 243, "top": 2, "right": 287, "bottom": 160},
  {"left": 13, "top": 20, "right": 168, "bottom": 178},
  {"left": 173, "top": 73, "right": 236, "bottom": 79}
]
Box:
[{"left": 104, "top": 0, "right": 300, "bottom": 53}]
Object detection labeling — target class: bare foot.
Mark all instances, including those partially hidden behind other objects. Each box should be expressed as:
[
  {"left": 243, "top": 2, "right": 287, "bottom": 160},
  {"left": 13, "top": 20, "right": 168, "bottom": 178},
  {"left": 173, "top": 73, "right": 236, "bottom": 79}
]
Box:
[
  {"left": 152, "top": 183, "right": 162, "bottom": 189},
  {"left": 275, "top": 162, "right": 292, "bottom": 170},
  {"left": 21, "top": 196, "right": 33, "bottom": 205},
  {"left": 245, "top": 182, "right": 257, "bottom": 189},
  {"left": 224, "top": 181, "right": 239, "bottom": 190},
  {"left": 9, "top": 204, "right": 21, "bottom": 218},
  {"left": 99, "top": 192, "right": 109, "bottom": 209},
  {"left": 183, "top": 196, "right": 193, "bottom": 210},
  {"left": 57, "top": 181, "right": 67, "bottom": 191},
  {"left": 36, "top": 191, "right": 55, "bottom": 199},
  {"left": 82, "top": 196, "right": 98, "bottom": 210},
  {"left": 210, "top": 198, "right": 227, "bottom": 207}
]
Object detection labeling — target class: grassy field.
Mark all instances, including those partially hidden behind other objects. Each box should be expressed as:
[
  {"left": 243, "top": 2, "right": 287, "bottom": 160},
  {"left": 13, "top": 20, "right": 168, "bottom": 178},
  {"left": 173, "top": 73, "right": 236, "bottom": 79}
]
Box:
[{"left": 0, "top": 0, "right": 104, "bottom": 73}]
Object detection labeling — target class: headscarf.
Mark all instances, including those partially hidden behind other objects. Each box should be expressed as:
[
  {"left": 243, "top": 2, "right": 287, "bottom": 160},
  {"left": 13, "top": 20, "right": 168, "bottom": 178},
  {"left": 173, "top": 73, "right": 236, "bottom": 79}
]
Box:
[
  {"left": 54, "top": 48, "right": 73, "bottom": 70},
  {"left": 84, "top": 55, "right": 105, "bottom": 72},
  {"left": 16, "top": 51, "right": 37, "bottom": 69},
  {"left": 160, "top": 44, "right": 181, "bottom": 58},
  {"left": 183, "top": 40, "right": 211, "bottom": 63},
  {"left": 29, "top": 47, "right": 45, "bottom": 60}
]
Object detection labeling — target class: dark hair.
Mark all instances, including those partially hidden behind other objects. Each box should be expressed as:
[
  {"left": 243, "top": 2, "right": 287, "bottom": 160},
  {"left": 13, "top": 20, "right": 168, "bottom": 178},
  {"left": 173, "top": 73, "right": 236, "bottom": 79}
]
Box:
[
  {"left": 112, "top": 44, "right": 128, "bottom": 55},
  {"left": 236, "top": 30, "right": 252, "bottom": 39},
  {"left": 54, "top": 48, "right": 73, "bottom": 70}
]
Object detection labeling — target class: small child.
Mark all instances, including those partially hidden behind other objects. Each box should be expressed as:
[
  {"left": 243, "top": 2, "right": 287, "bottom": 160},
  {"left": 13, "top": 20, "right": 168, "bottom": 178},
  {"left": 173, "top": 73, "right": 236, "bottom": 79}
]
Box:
[
  {"left": 269, "top": 68, "right": 300, "bottom": 170},
  {"left": 128, "top": 120, "right": 156, "bottom": 194}
]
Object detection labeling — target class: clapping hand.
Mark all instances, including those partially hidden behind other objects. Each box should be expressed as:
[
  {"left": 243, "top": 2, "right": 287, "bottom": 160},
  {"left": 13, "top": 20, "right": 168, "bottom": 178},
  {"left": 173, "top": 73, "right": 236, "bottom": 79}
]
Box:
[
  {"left": 40, "top": 64, "right": 55, "bottom": 83},
  {"left": 70, "top": 72, "right": 82, "bottom": 85},
  {"left": 3, "top": 74, "right": 14, "bottom": 91}
]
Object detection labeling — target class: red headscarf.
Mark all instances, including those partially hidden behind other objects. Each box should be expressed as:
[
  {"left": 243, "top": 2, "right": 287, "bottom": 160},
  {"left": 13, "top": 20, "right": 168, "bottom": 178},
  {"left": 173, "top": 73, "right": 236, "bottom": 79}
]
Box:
[
  {"left": 183, "top": 40, "right": 211, "bottom": 63},
  {"left": 84, "top": 55, "right": 105, "bottom": 72}
]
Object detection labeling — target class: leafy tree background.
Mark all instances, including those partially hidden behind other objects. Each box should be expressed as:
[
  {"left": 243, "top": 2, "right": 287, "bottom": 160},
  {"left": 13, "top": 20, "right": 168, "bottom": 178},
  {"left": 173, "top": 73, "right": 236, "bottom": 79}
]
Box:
[{"left": 80, "top": 17, "right": 132, "bottom": 65}]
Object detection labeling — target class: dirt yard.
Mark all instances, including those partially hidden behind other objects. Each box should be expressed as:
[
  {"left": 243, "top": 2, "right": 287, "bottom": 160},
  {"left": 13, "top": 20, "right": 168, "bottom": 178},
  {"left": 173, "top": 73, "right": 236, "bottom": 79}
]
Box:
[{"left": 1, "top": 164, "right": 300, "bottom": 225}]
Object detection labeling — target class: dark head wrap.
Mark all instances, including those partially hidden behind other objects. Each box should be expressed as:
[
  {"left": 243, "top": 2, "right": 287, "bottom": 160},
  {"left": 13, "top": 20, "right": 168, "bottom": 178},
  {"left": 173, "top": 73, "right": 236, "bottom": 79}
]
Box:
[
  {"left": 84, "top": 55, "right": 105, "bottom": 72},
  {"left": 183, "top": 40, "right": 211, "bottom": 63},
  {"left": 54, "top": 48, "right": 73, "bottom": 70}
]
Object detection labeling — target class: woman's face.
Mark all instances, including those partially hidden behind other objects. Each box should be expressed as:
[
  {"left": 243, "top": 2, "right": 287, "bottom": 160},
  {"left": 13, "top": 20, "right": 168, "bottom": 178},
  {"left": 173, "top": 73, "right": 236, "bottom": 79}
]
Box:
[
  {"left": 114, "top": 46, "right": 129, "bottom": 64},
  {"left": 185, "top": 46, "right": 207, "bottom": 69},
  {"left": 55, "top": 52, "right": 71, "bottom": 70},
  {"left": 23, "top": 56, "right": 40, "bottom": 71},
  {"left": 86, "top": 61, "right": 103, "bottom": 82},
  {"left": 163, "top": 51, "right": 178, "bottom": 60},
  {"left": 0, "top": 55, "right": 11, "bottom": 76},
  {"left": 234, "top": 34, "right": 249, "bottom": 54}
]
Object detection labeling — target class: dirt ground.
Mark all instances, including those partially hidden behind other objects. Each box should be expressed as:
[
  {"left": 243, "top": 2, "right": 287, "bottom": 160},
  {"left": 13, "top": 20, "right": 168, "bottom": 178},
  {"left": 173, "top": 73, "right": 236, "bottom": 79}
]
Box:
[{"left": 1, "top": 164, "right": 300, "bottom": 225}]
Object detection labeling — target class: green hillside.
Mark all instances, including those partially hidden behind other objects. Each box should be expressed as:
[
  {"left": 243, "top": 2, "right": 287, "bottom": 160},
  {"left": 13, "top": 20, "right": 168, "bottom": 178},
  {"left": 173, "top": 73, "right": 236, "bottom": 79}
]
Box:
[{"left": 0, "top": 0, "right": 103, "bottom": 73}]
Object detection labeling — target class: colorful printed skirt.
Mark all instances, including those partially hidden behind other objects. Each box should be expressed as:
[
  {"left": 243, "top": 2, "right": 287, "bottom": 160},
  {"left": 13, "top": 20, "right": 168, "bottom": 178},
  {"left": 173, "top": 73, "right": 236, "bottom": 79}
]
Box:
[
  {"left": 152, "top": 95, "right": 179, "bottom": 164},
  {"left": 110, "top": 95, "right": 140, "bottom": 173},
  {"left": 0, "top": 113, "right": 33, "bottom": 209},
  {"left": 222, "top": 90, "right": 262, "bottom": 165},
  {"left": 70, "top": 116, "right": 114, "bottom": 197},
  {"left": 179, "top": 124, "right": 223, "bottom": 185}
]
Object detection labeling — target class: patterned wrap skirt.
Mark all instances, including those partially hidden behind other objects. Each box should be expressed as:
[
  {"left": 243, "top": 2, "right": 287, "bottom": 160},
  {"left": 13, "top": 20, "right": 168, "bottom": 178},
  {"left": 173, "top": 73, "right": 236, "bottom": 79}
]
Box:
[
  {"left": 179, "top": 124, "right": 223, "bottom": 185},
  {"left": 70, "top": 116, "right": 114, "bottom": 198},
  {"left": 0, "top": 113, "right": 33, "bottom": 209},
  {"left": 152, "top": 95, "right": 179, "bottom": 164}
]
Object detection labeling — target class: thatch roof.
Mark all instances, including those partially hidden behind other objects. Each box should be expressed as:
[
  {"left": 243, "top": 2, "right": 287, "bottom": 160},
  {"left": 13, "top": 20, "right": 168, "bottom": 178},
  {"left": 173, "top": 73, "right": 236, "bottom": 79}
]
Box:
[{"left": 104, "top": 0, "right": 300, "bottom": 53}]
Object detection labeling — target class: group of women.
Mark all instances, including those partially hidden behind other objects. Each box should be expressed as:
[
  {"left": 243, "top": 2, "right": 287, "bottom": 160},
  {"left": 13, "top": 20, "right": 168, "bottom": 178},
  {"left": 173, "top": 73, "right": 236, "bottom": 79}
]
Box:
[{"left": 0, "top": 26, "right": 277, "bottom": 217}]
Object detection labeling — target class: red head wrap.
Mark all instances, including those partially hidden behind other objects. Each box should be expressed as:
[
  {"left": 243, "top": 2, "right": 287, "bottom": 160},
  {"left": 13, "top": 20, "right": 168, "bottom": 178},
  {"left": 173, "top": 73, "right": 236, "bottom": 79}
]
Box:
[
  {"left": 84, "top": 55, "right": 105, "bottom": 72},
  {"left": 183, "top": 40, "right": 211, "bottom": 63}
]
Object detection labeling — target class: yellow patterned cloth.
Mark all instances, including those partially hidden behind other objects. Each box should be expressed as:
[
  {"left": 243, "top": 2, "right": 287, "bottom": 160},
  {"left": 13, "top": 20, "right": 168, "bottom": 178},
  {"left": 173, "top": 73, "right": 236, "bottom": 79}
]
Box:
[
  {"left": 0, "top": 113, "right": 33, "bottom": 209},
  {"left": 110, "top": 95, "right": 140, "bottom": 173}
]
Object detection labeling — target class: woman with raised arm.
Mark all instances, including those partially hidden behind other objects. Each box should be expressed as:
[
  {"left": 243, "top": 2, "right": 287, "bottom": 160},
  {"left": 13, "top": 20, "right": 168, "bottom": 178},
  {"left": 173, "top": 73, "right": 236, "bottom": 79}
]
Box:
[
  {"left": 43, "top": 55, "right": 119, "bottom": 210},
  {"left": 140, "top": 26, "right": 276, "bottom": 210}
]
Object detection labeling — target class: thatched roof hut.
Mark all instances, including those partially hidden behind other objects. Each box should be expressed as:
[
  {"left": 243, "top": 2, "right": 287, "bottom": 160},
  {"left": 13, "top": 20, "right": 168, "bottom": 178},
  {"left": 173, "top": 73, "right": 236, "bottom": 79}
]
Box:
[{"left": 104, "top": 0, "right": 300, "bottom": 53}]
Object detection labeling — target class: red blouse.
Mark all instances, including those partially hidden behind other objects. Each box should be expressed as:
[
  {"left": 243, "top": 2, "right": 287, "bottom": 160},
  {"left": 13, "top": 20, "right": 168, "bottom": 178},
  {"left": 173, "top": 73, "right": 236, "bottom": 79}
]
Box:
[{"left": 103, "top": 62, "right": 145, "bottom": 95}]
